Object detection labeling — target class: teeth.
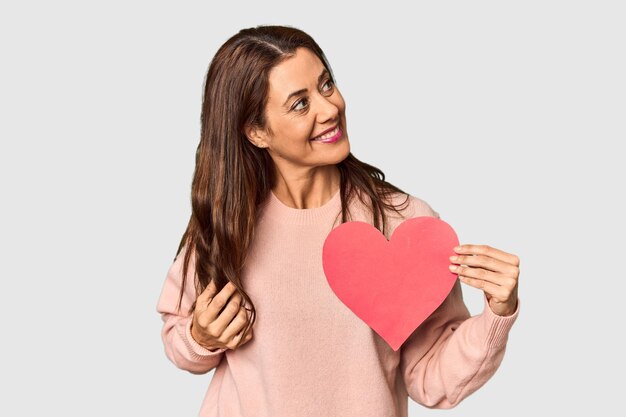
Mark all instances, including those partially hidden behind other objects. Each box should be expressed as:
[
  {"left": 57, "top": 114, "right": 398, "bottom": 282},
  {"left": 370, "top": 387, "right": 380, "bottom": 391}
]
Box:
[{"left": 313, "top": 126, "right": 339, "bottom": 140}]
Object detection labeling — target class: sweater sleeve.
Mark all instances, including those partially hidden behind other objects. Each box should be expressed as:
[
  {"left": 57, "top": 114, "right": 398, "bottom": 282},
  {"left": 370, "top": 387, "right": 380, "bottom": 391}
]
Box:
[
  {"left": 156, "top": 246, "right": 227, "bottom": 374},
  {"left": 400, "top": 279, "right": 520, "bottom": 408},
  {"left": 398, "top": 198, "right": 520, "bottom": 408}
]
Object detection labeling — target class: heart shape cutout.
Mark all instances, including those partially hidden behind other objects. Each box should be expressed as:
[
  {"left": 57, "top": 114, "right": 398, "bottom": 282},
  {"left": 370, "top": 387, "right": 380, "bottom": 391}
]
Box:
[{"left": 322, "top": 216, "right": 459, "bottom": 351}]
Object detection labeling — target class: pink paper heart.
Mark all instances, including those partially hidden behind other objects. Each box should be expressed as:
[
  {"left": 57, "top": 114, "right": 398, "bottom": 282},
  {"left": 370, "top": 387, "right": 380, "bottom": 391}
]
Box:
[{"left": 322, "top": 216, "right": 459, "bottom": 351}]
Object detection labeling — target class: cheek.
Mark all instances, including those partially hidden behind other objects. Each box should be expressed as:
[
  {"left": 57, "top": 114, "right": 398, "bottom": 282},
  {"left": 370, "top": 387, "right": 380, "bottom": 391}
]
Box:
[
  {"left": 272, "top": 121, "right": 314, "bottom": 151},
  {"left": 287, "top": 120, "right": 316, "bottom": 144}
]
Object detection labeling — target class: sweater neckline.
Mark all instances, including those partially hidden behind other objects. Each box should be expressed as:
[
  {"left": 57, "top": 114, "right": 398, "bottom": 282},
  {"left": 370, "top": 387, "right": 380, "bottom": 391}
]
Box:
[{"left": 263, "top": 187, "right": 342, "bottom": 224}]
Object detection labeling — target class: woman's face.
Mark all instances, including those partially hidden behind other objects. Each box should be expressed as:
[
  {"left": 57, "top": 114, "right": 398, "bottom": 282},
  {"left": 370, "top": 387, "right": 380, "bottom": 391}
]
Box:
[{"left": 246, "top": 47, "right": 350, "bottom": 173}]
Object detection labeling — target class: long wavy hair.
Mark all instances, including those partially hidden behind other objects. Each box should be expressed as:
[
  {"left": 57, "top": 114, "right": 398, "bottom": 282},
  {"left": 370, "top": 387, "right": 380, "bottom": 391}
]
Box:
[{"left": 174, "top": 25, "right": 412, "bottom": 349}]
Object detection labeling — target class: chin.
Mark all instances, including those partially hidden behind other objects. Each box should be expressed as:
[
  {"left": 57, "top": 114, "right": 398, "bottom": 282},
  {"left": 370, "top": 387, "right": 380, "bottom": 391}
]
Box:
[{"left": 329, "top": 139, "right": 350, "bottom": 163}]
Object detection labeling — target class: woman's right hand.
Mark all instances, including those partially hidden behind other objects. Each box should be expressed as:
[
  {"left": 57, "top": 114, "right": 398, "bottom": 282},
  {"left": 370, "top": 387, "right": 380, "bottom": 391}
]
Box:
[{"left": 190, "top": 280, "right": 253, "bottom": 351}]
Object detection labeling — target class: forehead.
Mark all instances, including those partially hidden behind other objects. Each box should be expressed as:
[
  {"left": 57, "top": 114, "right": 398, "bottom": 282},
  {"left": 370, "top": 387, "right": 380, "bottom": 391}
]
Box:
[{"left": 267, "top": 48, "right": 325, "bottom": 103}]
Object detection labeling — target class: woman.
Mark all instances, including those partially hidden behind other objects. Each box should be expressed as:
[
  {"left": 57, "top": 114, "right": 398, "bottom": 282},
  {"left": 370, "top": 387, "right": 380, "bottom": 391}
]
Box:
[{"left": 156, "top": 25, "right": 520, "bottom": 417}]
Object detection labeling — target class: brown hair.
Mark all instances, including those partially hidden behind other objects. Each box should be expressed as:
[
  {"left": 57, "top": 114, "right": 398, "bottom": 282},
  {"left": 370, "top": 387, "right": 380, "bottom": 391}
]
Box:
[{"left": 174, "top": 25, "right": 411, "bottom": 349}]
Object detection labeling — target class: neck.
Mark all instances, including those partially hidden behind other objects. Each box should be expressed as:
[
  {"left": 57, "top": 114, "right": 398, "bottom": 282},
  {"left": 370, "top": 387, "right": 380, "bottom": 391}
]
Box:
[{"left": 271, "top": 164, "right": 340, "bottom": 210}]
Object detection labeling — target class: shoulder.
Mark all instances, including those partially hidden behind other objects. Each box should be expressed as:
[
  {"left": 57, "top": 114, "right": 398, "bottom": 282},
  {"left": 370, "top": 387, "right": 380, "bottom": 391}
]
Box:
[
  {"left": 341, "top": 188, "right": 441, "bottom": 237},
  {"left": 406, "top": 194, "right": 440, "bottom": 219},
  {"left": 372, "top": 190, "right": 440, "bottom": 240},
  {"left": 385, "top": 191, "right": 440, "bottom": 220}
]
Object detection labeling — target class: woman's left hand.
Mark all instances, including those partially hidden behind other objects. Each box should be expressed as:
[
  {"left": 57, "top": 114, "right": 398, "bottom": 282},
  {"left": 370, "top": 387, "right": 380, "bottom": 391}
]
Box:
[{"left": 448, "top": 244, "right": 520, "bottom": 317}]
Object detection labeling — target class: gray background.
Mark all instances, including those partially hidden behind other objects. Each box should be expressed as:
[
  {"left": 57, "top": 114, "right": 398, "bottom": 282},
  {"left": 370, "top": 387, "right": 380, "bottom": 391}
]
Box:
[{"left": 1, "top": 0, "right": 624, "bottom": 415}]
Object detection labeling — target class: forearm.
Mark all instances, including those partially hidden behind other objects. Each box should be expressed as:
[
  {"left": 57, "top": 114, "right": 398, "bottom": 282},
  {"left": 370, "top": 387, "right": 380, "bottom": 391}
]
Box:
[
  {"left": 401, "top": 284, "right": 520, "bottom": 408},
  {"left": 160, "top": 313, "right": 226, "bottom": 374}
]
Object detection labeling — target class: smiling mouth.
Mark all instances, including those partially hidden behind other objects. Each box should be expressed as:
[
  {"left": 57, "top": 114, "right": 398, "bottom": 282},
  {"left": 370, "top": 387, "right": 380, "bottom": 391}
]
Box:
[{"left": 310, "top": 125, "right": 340, "bottom": 141}]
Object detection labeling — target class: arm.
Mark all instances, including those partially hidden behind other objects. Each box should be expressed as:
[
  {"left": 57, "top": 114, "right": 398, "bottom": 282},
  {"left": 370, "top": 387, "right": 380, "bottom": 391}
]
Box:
[
  {"left": 156, "top": 246, "right": 227, "bottom": 375},
  {"left": 399, "top": 198, "right": 520, "bottom": 408},
  {"left": 399, "top": 263, "right": 520, "bottom": 409}
]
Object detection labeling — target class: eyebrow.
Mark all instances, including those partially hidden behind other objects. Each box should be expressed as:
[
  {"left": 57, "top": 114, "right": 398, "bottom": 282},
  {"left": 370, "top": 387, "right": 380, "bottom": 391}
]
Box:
[{"left": 282, "top": 68, "right": 329, "bottom": 108}]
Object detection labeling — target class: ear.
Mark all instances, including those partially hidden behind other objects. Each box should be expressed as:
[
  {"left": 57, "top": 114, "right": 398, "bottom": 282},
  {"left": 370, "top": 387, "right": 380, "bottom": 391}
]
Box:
[{"left": 244, "top": 124, "right": 269, "bottom": 149}]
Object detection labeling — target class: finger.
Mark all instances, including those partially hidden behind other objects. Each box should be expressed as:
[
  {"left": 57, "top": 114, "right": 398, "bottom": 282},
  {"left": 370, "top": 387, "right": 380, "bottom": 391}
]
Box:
[
  {"left": 227, "top": 326, "right": 253, "bottom": 348},
  {"left": 197, "top": 279, "right": 219, "bottom": 306},
  {"left": 222, "top": 306, "right": 251, "bottom": 341},
  {"left": 240, "top": 327, "right": 254, "bottom": 346},
  {"left": 204, "top": 282, "right": 238, "bottom": 322},
  {"left": 453, "top": 244, "right": 520, "bottom": 266},
  {"left": 458, "top": 275, "right": 507, "bottom": 299},
  {"left": 226, "top": 326, "right": 253, "bottom": 349},
  {"left": 211, "top": 291, "right": 244, "bottom": 332},
  {"left": 449, "top": 253, "right": 518, "bottom": 275},
  {"left": 450, "top": 264, "right": 506, "bottom": 286},
  {"left": 244, "top": 327, "right": 253, "bottom": 342}
]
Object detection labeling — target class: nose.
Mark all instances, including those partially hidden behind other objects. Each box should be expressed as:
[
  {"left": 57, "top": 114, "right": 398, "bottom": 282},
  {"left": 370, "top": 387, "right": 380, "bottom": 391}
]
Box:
[{"left": 315, "top": 93, "right": 340, "bottom": 124}]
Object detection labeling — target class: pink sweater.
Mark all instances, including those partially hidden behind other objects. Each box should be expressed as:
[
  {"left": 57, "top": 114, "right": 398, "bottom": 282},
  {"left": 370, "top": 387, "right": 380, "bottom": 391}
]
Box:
[{"left": 156, "top": 188, "right": 520, "bottom": 416}]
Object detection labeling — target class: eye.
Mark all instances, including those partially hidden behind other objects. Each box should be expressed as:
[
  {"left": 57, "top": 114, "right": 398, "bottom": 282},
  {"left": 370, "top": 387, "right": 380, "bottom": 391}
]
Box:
[
  {"left": 322, "top": 78, "right": 334, "bottom": 92},
  {"left": 293, "top": 97, "right": 309, "bottom": 112},
  {"left": 292, "top": 79, "right": 335, "bottom": 112}
]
